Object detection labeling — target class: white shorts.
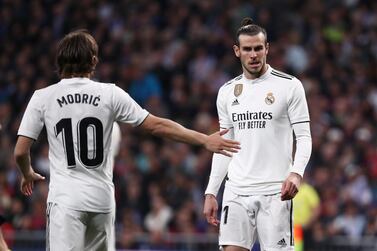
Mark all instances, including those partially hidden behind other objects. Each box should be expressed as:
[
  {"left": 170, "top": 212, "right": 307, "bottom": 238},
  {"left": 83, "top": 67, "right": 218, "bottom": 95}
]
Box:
[
  {"left": 219, "top": 188, "right": 294, "bottom": 251},
  {"left": 46, "top": 202, "right": 115, "bottom": 251}
]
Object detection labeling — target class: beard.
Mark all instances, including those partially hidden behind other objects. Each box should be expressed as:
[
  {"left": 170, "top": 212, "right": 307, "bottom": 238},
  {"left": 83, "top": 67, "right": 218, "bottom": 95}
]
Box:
[{"left": 242, "top": 60, "right": 265, "bottom": 78}]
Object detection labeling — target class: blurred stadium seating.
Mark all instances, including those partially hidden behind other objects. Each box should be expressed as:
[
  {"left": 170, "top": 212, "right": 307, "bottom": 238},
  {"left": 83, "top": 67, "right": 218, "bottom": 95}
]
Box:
[{"left": 0, "top": 0, "right": 376, "bottom": 250}]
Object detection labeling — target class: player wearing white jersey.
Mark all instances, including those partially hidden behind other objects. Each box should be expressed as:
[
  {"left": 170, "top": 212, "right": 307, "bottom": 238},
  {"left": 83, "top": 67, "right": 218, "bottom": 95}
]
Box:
[
  {"left": 14, "top": 30, "right": 240, "bottom": 251},
  {"left": 203, "top": 18, "right": 312, "bottom": 251}
]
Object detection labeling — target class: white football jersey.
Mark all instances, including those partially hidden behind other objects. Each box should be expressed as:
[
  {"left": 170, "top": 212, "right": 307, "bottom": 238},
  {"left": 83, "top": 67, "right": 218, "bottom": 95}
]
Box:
[
  {"left": 18, "top": 78, "right": 149, "bottom": 212},
  {"left": 218, "top": 66, "right": 310, "bottom": 195}
]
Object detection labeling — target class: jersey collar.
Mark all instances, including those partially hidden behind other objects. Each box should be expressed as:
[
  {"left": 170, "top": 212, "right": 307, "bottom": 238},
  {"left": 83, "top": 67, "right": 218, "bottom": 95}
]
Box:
[{"left": 59, "top": 77, "right": 91, "bottom": 84}]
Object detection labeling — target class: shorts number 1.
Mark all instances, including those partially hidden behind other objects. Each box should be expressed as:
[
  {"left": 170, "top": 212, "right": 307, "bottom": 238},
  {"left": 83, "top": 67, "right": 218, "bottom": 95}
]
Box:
[{"left": 223, "top": 206, "right": 229, "bottom": 224}]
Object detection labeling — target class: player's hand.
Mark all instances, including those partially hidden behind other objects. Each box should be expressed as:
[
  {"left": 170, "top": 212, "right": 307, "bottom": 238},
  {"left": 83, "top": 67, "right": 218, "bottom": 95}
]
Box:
[
  {"left": 20, "top": 167, "right": 45, "bottom": 196},
  {"left": 205, "top": 129, "right": 240, "bottom": 157},
  {"left": 203, "top": 194, "right": 220, "bottom": 227},
  {"left": 281, "top": 172, "right": 302, "bottom": 201}
]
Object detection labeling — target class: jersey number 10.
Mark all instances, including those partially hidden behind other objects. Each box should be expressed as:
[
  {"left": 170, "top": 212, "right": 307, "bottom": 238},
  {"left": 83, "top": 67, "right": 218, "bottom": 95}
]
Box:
[{"left": 55, "top": 117, "right": 104, "bottom": 168}]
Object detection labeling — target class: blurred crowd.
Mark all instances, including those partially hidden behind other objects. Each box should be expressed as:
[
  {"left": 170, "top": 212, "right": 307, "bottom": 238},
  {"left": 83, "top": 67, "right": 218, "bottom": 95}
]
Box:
[{"left": 0, "top": 0, "right": 377, "bottom": 249}]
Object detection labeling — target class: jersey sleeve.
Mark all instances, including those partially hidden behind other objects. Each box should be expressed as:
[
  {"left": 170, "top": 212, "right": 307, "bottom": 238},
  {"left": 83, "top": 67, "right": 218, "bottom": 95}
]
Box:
[
  {"left": 204, "top": 87, "right": 233, "bottom": 196},
  {"left": 18, "top": 91, "right": 44, "bottom": 140},
  {"left": 205, "top": 128, "right": 234, "bottom": 196},
  {"left": 217, "top": 88, "right": 233, "bottom": 129},
  {"left": 287, "top": 79, "right": 310, "bottom": 125},
  {"left": 112, "top": 85, "right": 149, "bottom": 126},
  {"left": 291, "top": 122, "right": 312, "bottom": 177}
]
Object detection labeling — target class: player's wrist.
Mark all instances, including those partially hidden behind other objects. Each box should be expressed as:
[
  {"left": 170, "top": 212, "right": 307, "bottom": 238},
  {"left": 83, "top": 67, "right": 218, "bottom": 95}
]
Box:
[
  {"left": 290, "top": 172, "right": 303, "bottom": 183},
  {"left": 204, "top": 193, "right": 216, "bottom": 199},
  {"left": 289, "top": 172, "right": 302, "bottom": 187},
  {"left": 289, "top": 171, "right": 302, "bottom": 178},
  {"left": 22, "top": 166, "right": 34, "bottom": 179},
  {"left": 202, "top": 134, "right": 210, "bottom": 148}
]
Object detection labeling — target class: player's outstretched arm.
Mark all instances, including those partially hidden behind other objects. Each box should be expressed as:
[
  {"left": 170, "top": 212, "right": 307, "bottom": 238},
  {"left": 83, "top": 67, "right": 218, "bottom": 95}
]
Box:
[
  {"left": 138, "top": 114, "right": 240, "bottom": 157},
  {"left": 14, "top": 136, "right": 45, "bottom": 196}
]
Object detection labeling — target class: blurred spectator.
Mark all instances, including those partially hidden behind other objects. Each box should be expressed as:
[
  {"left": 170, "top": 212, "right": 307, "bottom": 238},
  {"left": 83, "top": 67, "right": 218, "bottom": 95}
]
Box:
[
  {"left": 341, "top": 164, "right": 372, "bottom": 207},
  {"left": 128, "top": 58, "right": 163, "bottom": 107},
  {"left": 144, "top": 194, "right": 173, "bottom": 233},
  {"left": 144, "top": 194, "right": 172, "bottom": 248},
  {"left": 117, "top": 208, "right": 143, "bottom": 249},
  {"left": 285, "top": 30, "right": 309, "bottom": 74},
  {"left": 329, "top": 200, "right": 366, "bottom": 240}
]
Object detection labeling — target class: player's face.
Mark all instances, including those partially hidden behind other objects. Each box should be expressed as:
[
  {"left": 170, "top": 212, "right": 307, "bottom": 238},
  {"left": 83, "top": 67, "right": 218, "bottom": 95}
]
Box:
[{"left": 233, "top": 33, "right": 269, "bottom": 79}]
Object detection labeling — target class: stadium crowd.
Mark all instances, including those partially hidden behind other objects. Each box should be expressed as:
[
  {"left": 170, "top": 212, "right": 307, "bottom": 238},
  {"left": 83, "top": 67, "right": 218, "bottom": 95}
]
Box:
[{"left": 0, "top": 0, "right": 376, "bottom": 249}]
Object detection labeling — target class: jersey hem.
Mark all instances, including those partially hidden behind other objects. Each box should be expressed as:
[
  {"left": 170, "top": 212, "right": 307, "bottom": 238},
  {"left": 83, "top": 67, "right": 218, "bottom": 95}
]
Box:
[
  {"left": 47, "top": 199, "right": 114, "bottom": 213},
  {"left": 291, "top": 120, "right": 310, "bottom": 125}
]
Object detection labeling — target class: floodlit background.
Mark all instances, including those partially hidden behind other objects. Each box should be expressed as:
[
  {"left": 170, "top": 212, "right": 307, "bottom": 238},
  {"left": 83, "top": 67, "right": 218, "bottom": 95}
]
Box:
[{"left": 0, "top": 0, "right": 376, "bottom": 250}]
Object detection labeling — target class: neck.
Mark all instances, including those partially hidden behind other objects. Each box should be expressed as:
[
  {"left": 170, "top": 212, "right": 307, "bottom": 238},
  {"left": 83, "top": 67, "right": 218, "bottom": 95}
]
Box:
[{"left": 61, "top": 73, "right": 91, "bottom": 79}]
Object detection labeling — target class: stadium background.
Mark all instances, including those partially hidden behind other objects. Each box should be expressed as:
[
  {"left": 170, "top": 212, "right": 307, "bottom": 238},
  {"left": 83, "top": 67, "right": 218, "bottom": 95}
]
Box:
[{"left": 0, "top": 0, "right": 376, "bottom": 250}]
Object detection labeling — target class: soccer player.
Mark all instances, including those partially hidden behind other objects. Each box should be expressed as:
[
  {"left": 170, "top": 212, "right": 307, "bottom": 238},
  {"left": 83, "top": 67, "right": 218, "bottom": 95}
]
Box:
[
  {"left": 13, "top": 30, "right": 240, "bottom": 251},
  {"left": 203, "top": 18, "right": 312, "bottom": 251}
]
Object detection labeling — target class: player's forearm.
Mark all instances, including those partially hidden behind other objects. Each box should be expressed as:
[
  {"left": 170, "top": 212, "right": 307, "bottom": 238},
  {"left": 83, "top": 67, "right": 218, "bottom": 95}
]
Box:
[
  {"left": 291, "top": 123, "right": 312, "bottom": 176},
  {"left": 205, "top": 153, "right": 231, "bottom": 196},
  {"left": 149, "top": 117, "right": 207, "bottom": 146},
  {"left": 14, "top": 152, "right": 32, "bottom": 177},
  {"left": 14, "top": 137, "right": 34, "bottom": 177}
]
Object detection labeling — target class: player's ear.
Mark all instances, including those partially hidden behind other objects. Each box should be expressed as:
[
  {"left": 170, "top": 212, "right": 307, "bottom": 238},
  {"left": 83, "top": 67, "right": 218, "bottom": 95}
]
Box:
[
  {"left": 92, "top": 55, "right": 98, "bottom": 66},
  {"left": 233, "top": 45, "right": 240, "bottom": 58},
  {"left": 265, "top": 42, "right": 269, "bottom": 55}
]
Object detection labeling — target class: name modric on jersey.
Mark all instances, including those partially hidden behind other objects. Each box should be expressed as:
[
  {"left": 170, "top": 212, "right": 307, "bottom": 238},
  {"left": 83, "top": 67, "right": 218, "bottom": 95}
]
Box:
[
  {"left": 57, "top": 93, "right": 101, "bottom": 107},
  {"left": 232, "top": 110, "right": 272, "bottom": 129}
]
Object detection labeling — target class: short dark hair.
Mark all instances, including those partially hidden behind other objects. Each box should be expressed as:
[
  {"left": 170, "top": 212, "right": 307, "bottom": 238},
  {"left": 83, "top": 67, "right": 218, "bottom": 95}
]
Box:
[
  {"left": 56, "top": 29, "right": 98, "bottom": 76},
  {"left": 236, "top": 18, "right": 268, "bottom": 45}
]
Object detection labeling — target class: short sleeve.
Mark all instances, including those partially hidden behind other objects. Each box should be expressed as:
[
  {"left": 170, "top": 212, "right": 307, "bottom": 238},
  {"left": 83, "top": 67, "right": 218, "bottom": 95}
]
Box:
[
  {"left": 18, "top": 91, "right": 44, "bottom": 140},
  {"left": 287, "top": 79, "right": 310, "bottom": 125},
  {"left": 112, "top": 85, "right": 149, "bottom": 126},
  {"left": 217, "top": 88, "right": 233, "bottom": 129}
]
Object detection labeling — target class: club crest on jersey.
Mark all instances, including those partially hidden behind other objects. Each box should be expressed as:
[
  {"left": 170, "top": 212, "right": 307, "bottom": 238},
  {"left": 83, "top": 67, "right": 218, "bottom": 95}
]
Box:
[
  {"left": 234, "top": 84, "right": 243, "bottom": 97},
  {"left": 265, "top": 92, "right": 275, "bottom": 105}
]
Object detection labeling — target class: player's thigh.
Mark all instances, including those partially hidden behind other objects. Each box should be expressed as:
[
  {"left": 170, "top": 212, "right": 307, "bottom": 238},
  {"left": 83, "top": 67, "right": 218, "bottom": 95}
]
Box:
[
  {"left": 219, "top": 189, "right": 256, "bottom": 250},
  {"left": 47, "top": 203, "right": 86, "bottom": 251},
  {"left": 84, "top": 211, "right": 115, "bottom": 251},
  {"left": 257, "top": 195, "right": 294, "bottom": 251}
]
